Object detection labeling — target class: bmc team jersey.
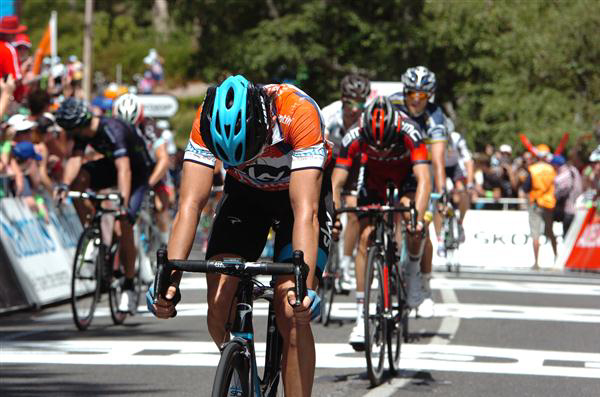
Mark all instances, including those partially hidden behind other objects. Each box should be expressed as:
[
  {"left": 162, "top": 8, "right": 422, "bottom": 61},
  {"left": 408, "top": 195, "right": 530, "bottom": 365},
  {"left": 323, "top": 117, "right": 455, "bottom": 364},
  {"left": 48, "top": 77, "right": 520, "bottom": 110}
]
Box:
[
  {"left": 388, "top": 92, "right": 447, "bottom": 145},
  {"left": 185, "top": 84, "right": 331, "bottom": 191},
  {"left": 335, "top": 113, "right": 429, "bottom": 197},
  {"left": 73, "top": 117, "right": 154, "bottom": 172}
]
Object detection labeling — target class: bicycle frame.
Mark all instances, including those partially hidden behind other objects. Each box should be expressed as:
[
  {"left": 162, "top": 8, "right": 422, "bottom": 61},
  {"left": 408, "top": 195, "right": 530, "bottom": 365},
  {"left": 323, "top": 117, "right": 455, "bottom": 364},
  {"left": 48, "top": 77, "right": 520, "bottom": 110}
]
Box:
[
  {"left": 338, "top": 190, "right": 416, "bottom": 315},
  {"left": 154, "top": 249, "right": 309, "bottom": 396}
]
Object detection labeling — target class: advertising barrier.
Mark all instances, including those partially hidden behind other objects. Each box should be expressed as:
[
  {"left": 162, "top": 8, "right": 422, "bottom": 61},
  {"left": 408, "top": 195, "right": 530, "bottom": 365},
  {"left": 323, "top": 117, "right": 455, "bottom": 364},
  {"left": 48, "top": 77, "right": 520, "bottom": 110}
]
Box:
[
  {"left": 0, "top": 196, "right": 82, "bottom": 307},
  {"left": 430, "top": 210, "right": 565, "bottom": 271},
  {"left": 0, "top": 243, "right": 29, "bottom": 313},
  {"left": 565, "top": 207, "right": 600, "bottom": 271}
]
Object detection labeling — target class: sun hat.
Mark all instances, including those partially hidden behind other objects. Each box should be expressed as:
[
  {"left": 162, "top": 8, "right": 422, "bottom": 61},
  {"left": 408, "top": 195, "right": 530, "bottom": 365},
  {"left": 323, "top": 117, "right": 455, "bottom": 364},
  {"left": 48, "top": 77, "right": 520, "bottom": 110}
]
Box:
[{"left": 0, "top": 16, "right": 27, "bottom": 34}]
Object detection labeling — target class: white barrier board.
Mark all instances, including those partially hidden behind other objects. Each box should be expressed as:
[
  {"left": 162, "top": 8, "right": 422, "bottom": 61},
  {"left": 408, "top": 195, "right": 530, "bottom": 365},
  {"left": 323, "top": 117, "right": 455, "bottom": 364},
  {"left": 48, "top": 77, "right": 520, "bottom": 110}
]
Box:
[
  {"left": 430, "top": 210, "right": 565, "bottom": 271},
  {"left": 0, "top": 197, "right": 82, "bottom": 306}
]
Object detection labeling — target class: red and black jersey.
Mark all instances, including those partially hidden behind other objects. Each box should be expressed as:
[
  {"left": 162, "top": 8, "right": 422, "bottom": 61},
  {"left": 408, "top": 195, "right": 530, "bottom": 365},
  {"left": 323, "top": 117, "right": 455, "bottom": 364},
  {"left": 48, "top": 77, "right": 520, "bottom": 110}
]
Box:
[{"left": 335, "top": 113, "right": 429, "bottom": 197}]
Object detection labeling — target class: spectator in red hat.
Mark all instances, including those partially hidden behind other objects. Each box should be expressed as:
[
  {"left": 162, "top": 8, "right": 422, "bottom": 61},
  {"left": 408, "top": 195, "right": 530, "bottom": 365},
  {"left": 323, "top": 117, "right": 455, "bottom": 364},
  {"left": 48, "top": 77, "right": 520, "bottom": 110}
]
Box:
[{"left": 0, "top": 16, "right": 27, "bottom": 101}]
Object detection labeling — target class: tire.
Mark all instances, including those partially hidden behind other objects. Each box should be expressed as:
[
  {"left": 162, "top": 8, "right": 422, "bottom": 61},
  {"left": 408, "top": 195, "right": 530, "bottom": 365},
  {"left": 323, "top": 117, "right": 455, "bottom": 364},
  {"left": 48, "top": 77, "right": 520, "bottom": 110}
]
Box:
[
  {"left": 108, "top": 242, "right": 127, "bottom": 325},
  {"left": 364, "top": 245, "right": 386, "bottom": 386},
  {"left": 71, "top": 228, "right": 101, "bottom": 331},
  {"left": 212, "top": 340, "right": 252, "bottom": 397},
  {"left": 321, "top": 242, "right": 338, "bottom": 326},
  {"left": 387, "top": 261, "right": 405, "bottom": 373}
]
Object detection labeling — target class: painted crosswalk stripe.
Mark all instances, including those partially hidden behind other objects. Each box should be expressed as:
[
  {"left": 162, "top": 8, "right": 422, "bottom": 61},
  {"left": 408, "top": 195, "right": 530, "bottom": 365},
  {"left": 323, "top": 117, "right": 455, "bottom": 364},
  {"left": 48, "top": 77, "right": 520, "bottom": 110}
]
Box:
[
  {"left": 2, "top": 339, "right": 600, "bottom": 379},
  {"left": 33, "top": 302, "right": 600, "bottom": 324},
  {"left": 177, "top": 276, "right": 600, "bottom": 296}
]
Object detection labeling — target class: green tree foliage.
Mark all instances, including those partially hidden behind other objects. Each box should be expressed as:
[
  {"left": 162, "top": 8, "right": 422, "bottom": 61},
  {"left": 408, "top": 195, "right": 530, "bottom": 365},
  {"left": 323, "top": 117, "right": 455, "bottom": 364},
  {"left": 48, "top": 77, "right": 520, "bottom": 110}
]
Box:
[{"left": 21, "top": 0, "right": 599, "bottom": 151}]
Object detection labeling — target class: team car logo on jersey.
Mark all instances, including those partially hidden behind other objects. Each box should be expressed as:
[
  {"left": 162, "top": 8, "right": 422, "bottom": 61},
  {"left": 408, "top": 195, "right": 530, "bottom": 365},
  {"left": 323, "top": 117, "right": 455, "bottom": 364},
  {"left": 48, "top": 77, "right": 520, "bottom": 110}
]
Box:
[{"left": 278, "top": 114, "right": 293, "bottom": 126}]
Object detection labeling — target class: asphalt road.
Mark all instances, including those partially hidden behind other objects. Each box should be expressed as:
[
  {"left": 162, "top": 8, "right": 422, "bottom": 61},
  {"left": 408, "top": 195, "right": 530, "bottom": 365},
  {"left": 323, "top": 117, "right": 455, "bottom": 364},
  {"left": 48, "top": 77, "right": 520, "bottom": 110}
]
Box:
[{"left": 2, "top": 254, "right": 600, "bottom": 397}]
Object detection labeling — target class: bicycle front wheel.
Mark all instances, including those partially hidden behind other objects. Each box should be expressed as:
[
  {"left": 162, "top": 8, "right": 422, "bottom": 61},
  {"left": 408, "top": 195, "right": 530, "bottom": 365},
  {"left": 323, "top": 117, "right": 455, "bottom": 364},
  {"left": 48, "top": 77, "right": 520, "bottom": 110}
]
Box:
[
  {"left": 321, "top": 241, "right": 338, "bottom": 326},
  {"left": 71, "top": 228, "right": 101, "bottom": 331},
  {"left": 364, "top": 245, "right": 386, "bottom": 386},
  {"left": 212, "top": 340, "right": 252, "bottom": 397},
  {"left": 387, "top": 262, "right": 406, "bottom": 373}
]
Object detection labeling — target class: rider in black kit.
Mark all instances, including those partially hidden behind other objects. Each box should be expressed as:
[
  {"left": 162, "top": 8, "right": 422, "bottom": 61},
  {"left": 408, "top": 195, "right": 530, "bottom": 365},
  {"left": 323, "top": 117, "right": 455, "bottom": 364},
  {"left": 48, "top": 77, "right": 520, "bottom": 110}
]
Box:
[{"left": 55, "top": 98, "right": 153, "bottom": 313}]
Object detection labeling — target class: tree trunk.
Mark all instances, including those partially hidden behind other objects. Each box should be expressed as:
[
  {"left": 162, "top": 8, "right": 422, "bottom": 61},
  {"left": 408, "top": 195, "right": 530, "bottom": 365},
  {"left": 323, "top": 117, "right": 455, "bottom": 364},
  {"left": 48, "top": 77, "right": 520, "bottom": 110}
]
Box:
[{"left": 153, "top": 0, "right": 170, "bottom": 40}]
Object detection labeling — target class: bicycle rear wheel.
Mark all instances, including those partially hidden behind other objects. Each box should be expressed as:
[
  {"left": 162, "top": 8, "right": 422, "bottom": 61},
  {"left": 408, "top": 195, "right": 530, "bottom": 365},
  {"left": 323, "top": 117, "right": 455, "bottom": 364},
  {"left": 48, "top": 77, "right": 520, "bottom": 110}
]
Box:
[
  {"left": 212, "top": 340, "right": 252, "bottom": 397},
  {"left": 364, "top": 245, "right": 386, "bottom": 386},
  {"left": 71, "top": 228, "right": 101, "bottom": 331}
]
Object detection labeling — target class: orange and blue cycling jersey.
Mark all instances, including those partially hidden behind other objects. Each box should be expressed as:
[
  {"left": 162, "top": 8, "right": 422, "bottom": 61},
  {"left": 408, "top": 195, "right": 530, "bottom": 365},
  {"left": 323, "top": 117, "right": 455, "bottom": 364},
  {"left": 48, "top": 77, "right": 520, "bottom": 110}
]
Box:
[{"left": 184, "top": 84, "right": 332, "bottom": 191}]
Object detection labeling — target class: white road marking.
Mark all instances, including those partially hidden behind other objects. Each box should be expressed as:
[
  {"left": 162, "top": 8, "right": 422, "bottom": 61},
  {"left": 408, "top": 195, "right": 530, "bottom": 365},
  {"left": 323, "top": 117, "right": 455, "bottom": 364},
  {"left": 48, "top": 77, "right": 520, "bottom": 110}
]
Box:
[
  {"left": 3, "top": 340, "right": 600, "bottom": 379},
  {"left": 178, "top": 276, "right": 600, "bottom": 296},
  {"left": 33, "top": 302, "right": 600, "bottom": 324}
]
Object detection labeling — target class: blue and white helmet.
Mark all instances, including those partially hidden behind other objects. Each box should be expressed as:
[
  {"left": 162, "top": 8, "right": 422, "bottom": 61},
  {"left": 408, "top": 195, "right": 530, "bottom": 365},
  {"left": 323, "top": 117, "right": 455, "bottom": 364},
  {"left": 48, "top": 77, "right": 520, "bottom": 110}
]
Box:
[
  {"left": 200, "top": 75, "right": 270, "bottom": 166},
  {"left": 402, "top": 66, "right": 437, "bottom": 93}
]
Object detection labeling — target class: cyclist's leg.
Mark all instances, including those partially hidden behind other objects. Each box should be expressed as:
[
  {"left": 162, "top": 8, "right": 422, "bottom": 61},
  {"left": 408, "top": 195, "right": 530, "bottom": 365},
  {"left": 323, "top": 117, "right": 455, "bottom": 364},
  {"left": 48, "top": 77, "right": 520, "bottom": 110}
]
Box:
[
  {"left": 340, "top": 162, "right": 360, "bottom": 287},
  {"left": 271, "top": 174, "right": 333, "bottom": 397},
  {"left": 117, "top": 181, "right": 149, "bottom": 312},
  {"left": 399, "top": 192, "right": 427, "bottom": 308},
  {"left": 204, "top": 177, "right": 271, "bottom": 345},
  {"left": 153, "top": 182, "right": 171, "bottom": 245},
  {"left": 340, "top": 193, "right": 358, "bottom": 289}
]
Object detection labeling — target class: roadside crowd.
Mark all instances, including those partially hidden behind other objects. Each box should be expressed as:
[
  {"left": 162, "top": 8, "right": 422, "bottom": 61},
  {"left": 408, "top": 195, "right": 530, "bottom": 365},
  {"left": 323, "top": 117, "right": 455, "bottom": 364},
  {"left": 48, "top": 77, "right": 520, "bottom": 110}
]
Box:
[
  {"left": 2, "top": 13, "right": 599, "bottom": 235},
  {"left": 0, "top": 16, "right": 181, "bottom": 221}
]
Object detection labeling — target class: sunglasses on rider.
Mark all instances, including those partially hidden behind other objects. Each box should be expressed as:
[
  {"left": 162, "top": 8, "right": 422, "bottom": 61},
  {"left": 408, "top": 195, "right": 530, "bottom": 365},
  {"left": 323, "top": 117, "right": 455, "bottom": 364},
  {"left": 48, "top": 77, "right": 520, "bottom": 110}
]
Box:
[
  {"left": 342, "top": 98, "right": 366, "bottom": 110},
  {"left": 406, "top": 91, "right": 429, "bottom": 101}
]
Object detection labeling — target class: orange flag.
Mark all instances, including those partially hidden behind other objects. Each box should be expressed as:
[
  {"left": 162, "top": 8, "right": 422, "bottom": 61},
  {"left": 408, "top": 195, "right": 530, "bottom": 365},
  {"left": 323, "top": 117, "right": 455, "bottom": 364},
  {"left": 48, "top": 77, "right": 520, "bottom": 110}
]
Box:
[{"left": 32, "top": 23, "right": 51, "bottom": 75}]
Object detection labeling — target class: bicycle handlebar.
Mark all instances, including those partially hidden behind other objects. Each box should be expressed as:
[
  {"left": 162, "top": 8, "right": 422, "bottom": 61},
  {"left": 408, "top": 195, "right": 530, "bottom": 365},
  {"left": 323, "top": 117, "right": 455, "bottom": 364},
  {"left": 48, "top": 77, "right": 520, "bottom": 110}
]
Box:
[
  {"left": 68, "top": 190, "right": 123, "bottom": 205},
  {"left": 153, "top": 248, "right": 309, "bottom": 308},
  {"left": 336, "top": 201, "right": 418, "bottom": 230}
]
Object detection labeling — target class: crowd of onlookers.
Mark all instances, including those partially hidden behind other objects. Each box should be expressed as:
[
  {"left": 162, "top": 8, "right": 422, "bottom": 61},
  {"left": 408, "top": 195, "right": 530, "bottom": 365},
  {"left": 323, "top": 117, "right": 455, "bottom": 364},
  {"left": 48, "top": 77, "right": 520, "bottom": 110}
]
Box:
[
  {"left": 2, "top": 14, "right": 598, "bottom": 231},
  {"left": 0, "top": 16, "right": 180, "bottom": 221}
]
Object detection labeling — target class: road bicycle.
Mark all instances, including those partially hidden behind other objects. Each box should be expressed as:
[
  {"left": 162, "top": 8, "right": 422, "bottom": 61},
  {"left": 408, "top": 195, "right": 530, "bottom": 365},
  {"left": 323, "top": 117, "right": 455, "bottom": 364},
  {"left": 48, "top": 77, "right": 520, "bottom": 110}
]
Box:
[
  {"left": 319, "top": 238, "right": 348, "bottom": 326},
  {"left": 337, "top": 183, "right": 417, "bottom": 386},
  {"left": 153, "top": 248, "right": 309, "bottom": 397},
  {"left": 69, "top": 191, "right": 142, "bottom": 330},
  {"left": 430, "top": 192, "right": 461, "bottom": 272},
  {"left": 135, "top": 190, "right": 164, "bottom": 284}
]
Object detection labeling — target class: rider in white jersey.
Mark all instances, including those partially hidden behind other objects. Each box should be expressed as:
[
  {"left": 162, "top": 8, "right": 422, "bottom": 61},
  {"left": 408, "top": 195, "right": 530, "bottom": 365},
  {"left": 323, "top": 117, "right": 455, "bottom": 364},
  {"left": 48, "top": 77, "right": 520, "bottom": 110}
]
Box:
[
  {"left": 322, "top": 74, "right": 371, "bottom": 293},
  {"left": 445, "top": 127, "right": 474, "bottom": 238},
  {"left": 113, "top": 94, "right": 171, "bottom": 248}
]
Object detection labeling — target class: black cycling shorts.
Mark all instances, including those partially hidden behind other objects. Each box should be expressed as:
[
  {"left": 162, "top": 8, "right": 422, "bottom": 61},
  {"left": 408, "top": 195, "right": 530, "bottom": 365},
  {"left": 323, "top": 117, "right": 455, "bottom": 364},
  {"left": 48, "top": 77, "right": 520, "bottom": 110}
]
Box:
[
  {"left": 206, "top": 172, "right": 334, "bottom": 282},
  {"left": 445, "top": 164, "right": 466, "bottom": 183},
  {"left": 82, "top": 157, "right": 151, "bottom": 222},
  {"left": 357, "top": 174, "right": 418, "bottom": 218}
]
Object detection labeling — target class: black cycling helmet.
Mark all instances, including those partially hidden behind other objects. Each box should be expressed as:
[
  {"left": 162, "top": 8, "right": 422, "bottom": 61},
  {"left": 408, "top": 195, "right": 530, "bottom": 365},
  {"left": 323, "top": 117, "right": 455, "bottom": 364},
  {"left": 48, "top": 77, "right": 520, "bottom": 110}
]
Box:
[
  {"left": 340, "top": 74, "right": 371, "bottom": 99},
  {"left": 361, "top": 96, "right": 399, "bottom": 150},
  {"left": 199, "top": 75, "right": 271, "bottom": 166},
  {"left": 55, "top": 97, "right": 92, "bottom": 130}
]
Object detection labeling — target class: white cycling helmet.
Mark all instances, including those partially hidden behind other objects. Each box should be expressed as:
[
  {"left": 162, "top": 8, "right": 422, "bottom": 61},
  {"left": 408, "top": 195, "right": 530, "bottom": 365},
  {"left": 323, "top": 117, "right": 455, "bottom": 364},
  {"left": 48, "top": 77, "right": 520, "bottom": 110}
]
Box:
[
  {"left": 113, "top": 93, "right": 144, "bottom": 125},
  {"left": 589, "top": 145, "right": 600, "bottom": 163},
  {"left": 402, "top": 66, "right": 437, "bottom": 93}
]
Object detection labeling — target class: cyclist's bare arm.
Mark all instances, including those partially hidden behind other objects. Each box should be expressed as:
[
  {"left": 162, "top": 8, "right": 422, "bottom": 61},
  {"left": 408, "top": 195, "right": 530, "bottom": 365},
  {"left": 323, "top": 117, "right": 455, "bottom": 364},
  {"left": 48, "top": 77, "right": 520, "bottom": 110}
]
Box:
[
  {"left": 430, "top": 141, "right": 446, "bottom": 193},
  {"left": 154, "top": 161, "right": 213, "bottom": 318},
  {"left": 289, "top": 168, "right": 322, "bottom": 290},
  {"left": 412, "top": 163, "right": 432, "bottom": 224},
  {"left": 148, "top": 142, "right": 169, "bottom": 187},
  {"left": 168, "top": 161, "right": 214, "bottom": 262},
  {"left": 115, "top": 156, "right": 132, "bottom": 206},
  {"left": 62, "top": 150, "right": 84, "bottom": 186},
  {"left": 465, "top": 158, "right": 475, "bottom": 187},
  {"left": 331, "top": 166, "right": 350, "bottom": 210}
]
